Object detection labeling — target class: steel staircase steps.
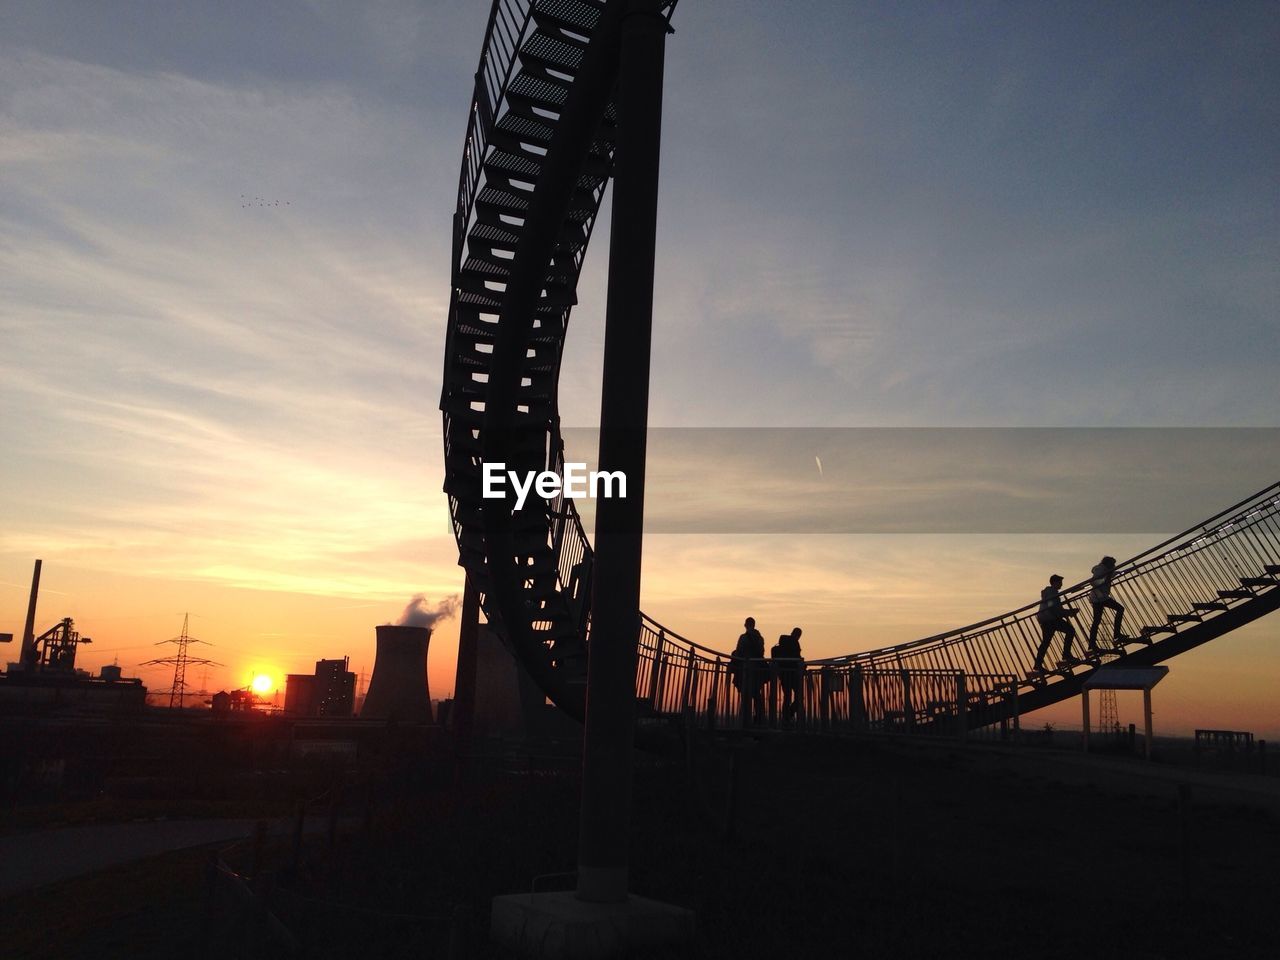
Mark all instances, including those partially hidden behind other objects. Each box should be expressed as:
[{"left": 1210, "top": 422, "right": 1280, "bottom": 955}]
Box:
[
  {"left": 531, "top": 0, "right": 604, "bottom": 35},
  {"left": 519, "top": 30, "right": 588, "bottom": 75},
  {"left": 506, "top": 73, "right": 571, "bottom": 111}
]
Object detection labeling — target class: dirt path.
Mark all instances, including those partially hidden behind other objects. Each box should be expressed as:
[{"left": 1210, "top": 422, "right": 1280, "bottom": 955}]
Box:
[{"left": 0, "top": 818, "right": 259, "bottom": 897}]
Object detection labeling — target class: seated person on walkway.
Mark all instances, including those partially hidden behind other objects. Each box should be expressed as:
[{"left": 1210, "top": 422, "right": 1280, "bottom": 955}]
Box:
[
  {"left": 1033, "top": 574, "right": 1077, "bottom": 673},
  {"left": 771, "top": 627, "right": 803, "bottom": 721},
  {"left": 1086, "top": 555, "right": 1126, "bottom": 651}
]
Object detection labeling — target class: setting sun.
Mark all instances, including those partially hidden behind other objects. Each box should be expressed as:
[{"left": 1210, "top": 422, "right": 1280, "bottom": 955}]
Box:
[{"left": 250, "top": 673, "right": 274, "bottom": 695}]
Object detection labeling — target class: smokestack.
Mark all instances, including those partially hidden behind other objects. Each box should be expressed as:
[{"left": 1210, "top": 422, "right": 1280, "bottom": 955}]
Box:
[
  {"left": 20, "top": 559, "right": 41, "bottom": 669},
  {"left": 361, "top": 625, "right": 433, "bottom": 722}
]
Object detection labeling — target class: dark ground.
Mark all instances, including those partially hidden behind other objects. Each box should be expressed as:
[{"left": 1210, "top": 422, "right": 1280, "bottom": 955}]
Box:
[{"left": 3, "top": 730, "right": 1279, "bottom": 959}]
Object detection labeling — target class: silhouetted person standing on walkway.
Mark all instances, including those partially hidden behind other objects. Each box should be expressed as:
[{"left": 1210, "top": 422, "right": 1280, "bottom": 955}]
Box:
[
  {"left": 1086, "top": 555, "right": 1126, "bottom": 652},
  {"left": 772, "top": 627, "right": 803, "bottom": 722},
  {"left": 732, "top": 617, "right": 766, "bottom": 723},
  {"left": 1033, "top": 574, "right": 1077, "bottom": 673}
]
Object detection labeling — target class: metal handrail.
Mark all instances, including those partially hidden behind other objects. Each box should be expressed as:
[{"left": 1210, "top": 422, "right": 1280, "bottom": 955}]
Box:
[{"left": 624, "top": 480, "right": 1279, "bottom": 731}]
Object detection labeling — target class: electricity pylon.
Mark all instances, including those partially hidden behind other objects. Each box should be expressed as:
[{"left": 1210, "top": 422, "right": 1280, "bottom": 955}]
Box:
[
  {"left": 144, "top": 613, "right": 220, "bottom": 709},
  {"left": 1098, "top": 688, "right": 1119, "bottom": 738}
]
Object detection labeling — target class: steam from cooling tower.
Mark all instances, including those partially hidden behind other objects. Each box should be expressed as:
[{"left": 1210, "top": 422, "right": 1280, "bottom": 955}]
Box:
[{"left": 392, "top": 594, "right": 459, "bottom": 629}]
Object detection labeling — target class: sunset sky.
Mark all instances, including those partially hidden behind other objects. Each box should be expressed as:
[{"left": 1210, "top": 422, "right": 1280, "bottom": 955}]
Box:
[{"left": 2, "top": 2, "right": 1277, "bottom": 734}]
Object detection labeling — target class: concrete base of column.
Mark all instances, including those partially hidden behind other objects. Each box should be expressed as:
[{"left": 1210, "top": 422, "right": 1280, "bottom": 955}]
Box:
[{"left": 491, "top": 890, "right": 694, "bottom": 959}]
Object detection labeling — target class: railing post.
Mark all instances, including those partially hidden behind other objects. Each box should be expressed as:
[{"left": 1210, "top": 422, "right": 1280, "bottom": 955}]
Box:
[
  {"left": 646, "top": 630, "right": 665, "bottom": 707},
  {"left": 1011, "top": 681, "right": 1020, "bottom": 740},
  {"left": 901, "top": 669, "right": 914, "bottom": 734},
  {"left": 852, "top": 665, "right": 864, "bottom": 734},
  {"left": 955, "top": 672, "right": 967, "bottom": 741},
  {"left": 681, "top": 650, "right": 696, "bottom": 711},
  {"left": 767, "top": 661, "right": 778, "bottom": 728},
  {"left": 707, "top": 656, "right": 722, "bottom": 729}
]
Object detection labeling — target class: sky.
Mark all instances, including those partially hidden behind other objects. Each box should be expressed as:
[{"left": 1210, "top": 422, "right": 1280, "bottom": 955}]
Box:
[{"left": 1, "top": 2, "right": 1277, "bottom": 733}]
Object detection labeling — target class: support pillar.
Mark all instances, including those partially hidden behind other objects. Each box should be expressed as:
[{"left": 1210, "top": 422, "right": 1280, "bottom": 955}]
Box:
[
  {"left": 1143, "top": 688, "right": 1153, "bottom": 760},
  {"left": 1081, "top": 690, "right": 1091, "bottom": 753},
  {"left": 576, "top": 0, "right": 669, "bottom": 906},
  {"left": 451, "top": 577, "right": 481, "bottom": 741}
]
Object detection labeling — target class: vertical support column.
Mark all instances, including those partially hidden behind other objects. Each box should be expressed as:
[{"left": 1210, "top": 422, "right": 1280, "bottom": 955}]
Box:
[
  {"left": 576, "top": 0, "right": 668, "bottom": 906},
  {"left": 1143, "top": 689, "right": 1154, "bottom": 761},
  {"left": 1081, "top": 690, "right": 1091, "bottom": 753},
  {"left": 450, "top": 577, "right": 481, "bottom": 741}
]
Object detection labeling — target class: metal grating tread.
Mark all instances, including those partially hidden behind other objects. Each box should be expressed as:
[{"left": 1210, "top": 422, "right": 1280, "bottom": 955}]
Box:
[
  {"left": 522, "top": 31, "right": 587, "bottom": 71},
  {"left": 532, "top": 0, "right": 603, "bottom": 33},
  {"left": 476, "top": 186, "right": 530, "bottom": 212},
  {"left": 486, "top": 149, "right": 543, "bottom": 179},
  {"left": 508, "top": 73, "right": 570, "bottom": 108},
  {"left": 496, "top": 112, "right": 556, "bottom": 145}
]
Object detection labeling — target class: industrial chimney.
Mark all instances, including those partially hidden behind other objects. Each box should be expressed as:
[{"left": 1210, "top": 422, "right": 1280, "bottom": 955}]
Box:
[
  {"left": 360, "top": 625, "right": 433, "bottom": 722},
  {"left": 20, "top": 559, "right": 42, "bottom": 671}
]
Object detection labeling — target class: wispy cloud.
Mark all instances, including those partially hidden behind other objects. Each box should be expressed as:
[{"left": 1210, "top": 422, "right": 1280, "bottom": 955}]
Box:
[{"left": 0, "top": 51, "right": 459, "bottom": 598}]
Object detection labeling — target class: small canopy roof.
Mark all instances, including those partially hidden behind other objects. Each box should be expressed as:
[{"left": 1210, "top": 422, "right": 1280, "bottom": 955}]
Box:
[{"left": 1083, "top": 666, "right": 1169, "bottom": 692}]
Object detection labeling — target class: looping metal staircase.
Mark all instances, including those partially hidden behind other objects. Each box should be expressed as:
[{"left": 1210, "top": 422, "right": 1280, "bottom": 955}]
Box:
[
  {"left": 442, "top": 1, "right": 677, "bottom": 719},
  {"left": 440, "top": 1, "right": 1279, "bottom": 732}
]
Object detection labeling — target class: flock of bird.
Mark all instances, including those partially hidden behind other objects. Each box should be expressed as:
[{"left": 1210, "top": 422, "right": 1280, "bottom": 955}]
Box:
[{"left": 240, "top": 194, "right": 290, "bottom": 208}]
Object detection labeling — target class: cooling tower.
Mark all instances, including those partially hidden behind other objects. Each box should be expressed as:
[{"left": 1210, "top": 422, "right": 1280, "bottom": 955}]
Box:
[{"left": 361, "top": 625, "right": 433, "bottom": 722}]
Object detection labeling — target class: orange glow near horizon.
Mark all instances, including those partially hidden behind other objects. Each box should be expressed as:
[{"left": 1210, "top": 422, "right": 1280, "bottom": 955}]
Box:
[{"left": 1, "top": 536, "right": 1277, "bottom": 738}]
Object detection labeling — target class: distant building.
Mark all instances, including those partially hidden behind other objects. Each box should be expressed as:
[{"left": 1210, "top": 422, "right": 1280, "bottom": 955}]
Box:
[
  {"left": 284, "top": 673, "right": 316, "bottom": 715},
  {"left": 211, "top": 689, "right": 257, "bottom": 716},
  {"left": 315, "top": 657, "right": 356, "bottom": 718},
  {"left": 283, "top": 657, "right": 356, "bottom": 718}
]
